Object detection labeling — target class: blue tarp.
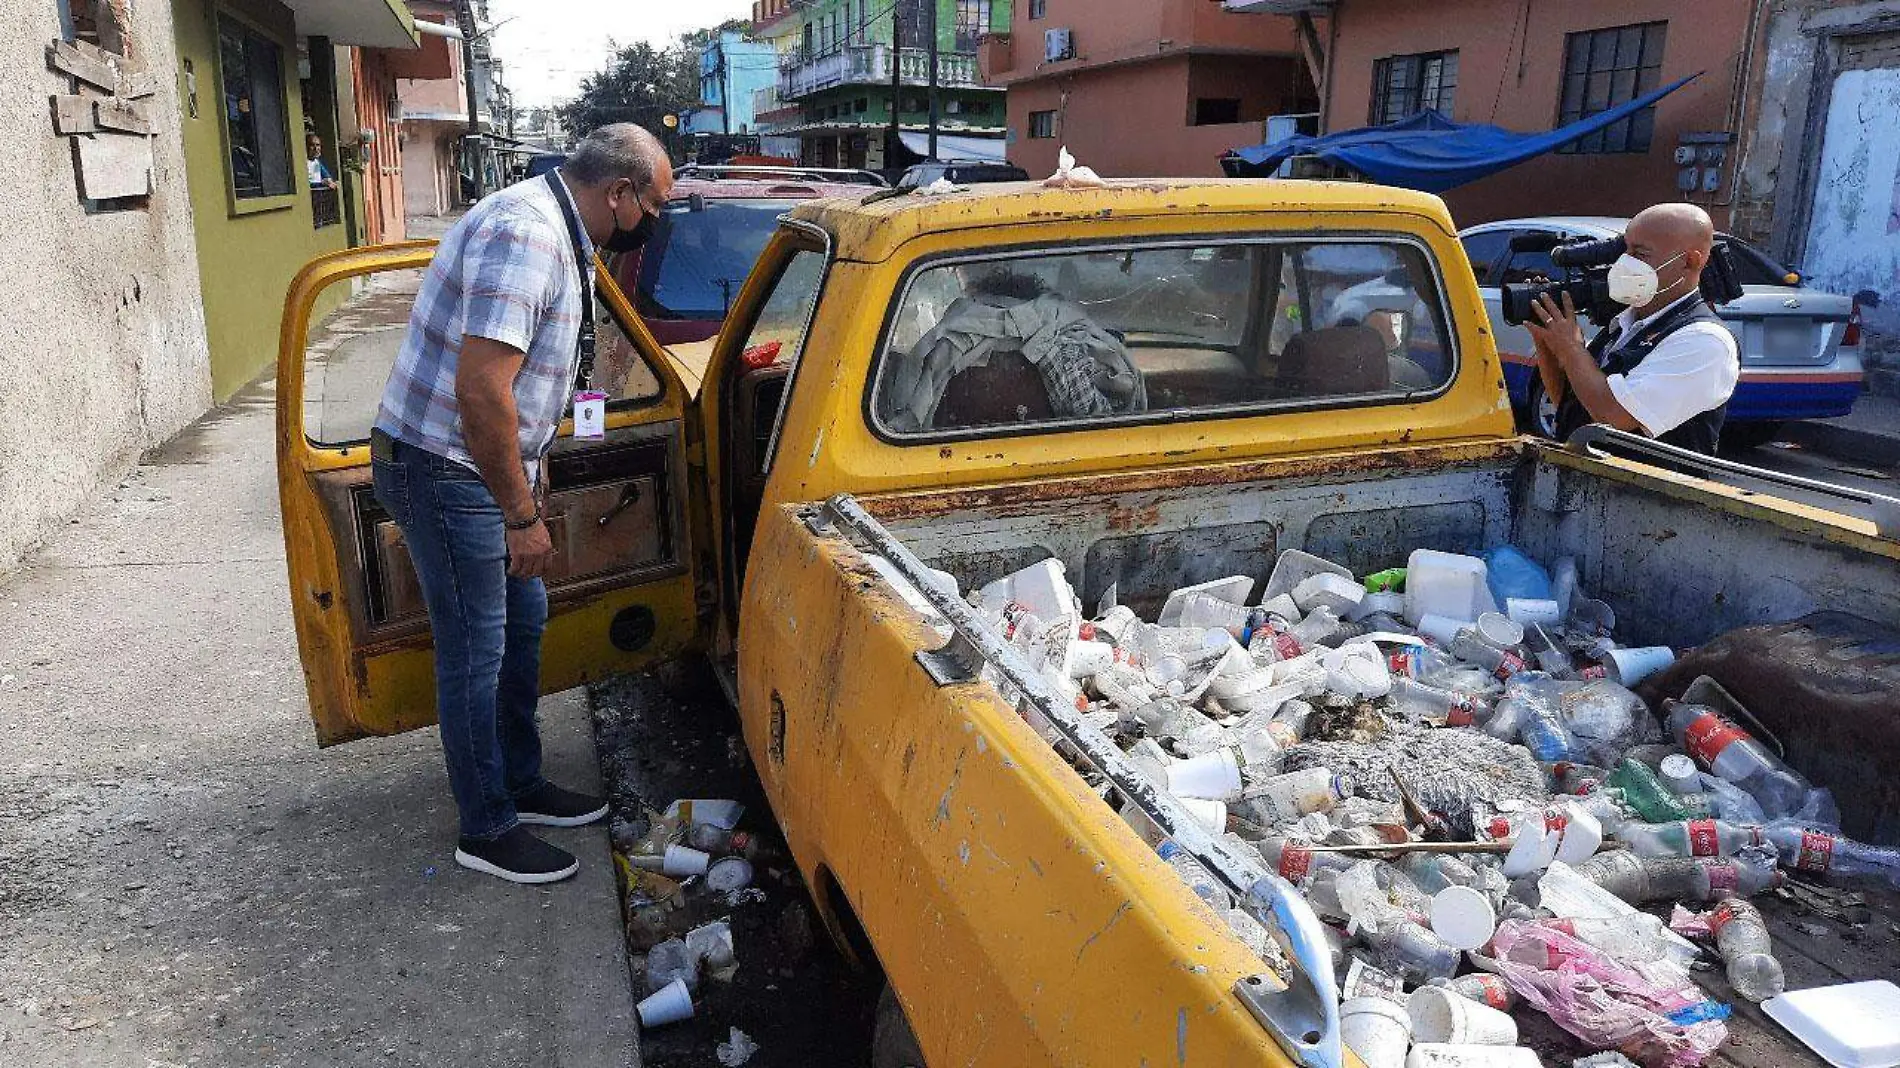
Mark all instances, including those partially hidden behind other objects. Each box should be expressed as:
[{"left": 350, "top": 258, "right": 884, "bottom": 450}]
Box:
[{"left": 1224, "top": 74, "right": 1699, "bottom": 192}]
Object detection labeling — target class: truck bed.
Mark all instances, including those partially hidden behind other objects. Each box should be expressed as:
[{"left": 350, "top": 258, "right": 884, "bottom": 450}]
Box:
[{"left": 859, "top": 438, "right": 1900, "bottom": 1067}]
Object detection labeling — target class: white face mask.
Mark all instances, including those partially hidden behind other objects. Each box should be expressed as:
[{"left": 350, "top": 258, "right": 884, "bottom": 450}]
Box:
[{"left": 1607, "top": 250, "right": 1685, "bottom": 307}]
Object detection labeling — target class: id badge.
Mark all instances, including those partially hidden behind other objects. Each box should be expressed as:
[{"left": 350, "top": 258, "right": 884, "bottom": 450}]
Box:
[{"left": 572, "top": 390, "right": 608, "bottom": 440}]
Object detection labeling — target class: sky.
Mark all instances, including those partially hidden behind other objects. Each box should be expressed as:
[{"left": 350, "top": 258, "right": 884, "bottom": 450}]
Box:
[{"left": 486, "top": 0, "right": 758, "bottom": 109}]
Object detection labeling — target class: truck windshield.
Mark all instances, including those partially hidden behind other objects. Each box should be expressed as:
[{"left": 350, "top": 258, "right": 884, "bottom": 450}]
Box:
[
  {"left": 635, "top": 198, "right": 787, "bottom": 321},
  {"left": 872, "top": 238, "right": 1455, "bottom": 436}
]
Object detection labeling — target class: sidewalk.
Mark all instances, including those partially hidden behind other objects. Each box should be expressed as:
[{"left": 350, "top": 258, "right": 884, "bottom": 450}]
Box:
[
  {"left": 1782, "top": 391, "right": 1900, "bottom": 467},
  {"left": 0, "top": 286, "right": 637, "bottom": 1064}
]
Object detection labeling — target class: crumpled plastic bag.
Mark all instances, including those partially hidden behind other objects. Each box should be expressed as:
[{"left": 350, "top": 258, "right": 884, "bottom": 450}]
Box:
[
  {"left": 1478, "top": 920, "right": 1726, "bottom": 1068},
  {"left": 920, "top": 176, "right": 964, "bottom": 195},
  {"left": 1043, "top": 146, "right": 1106, "bottom": 189}
]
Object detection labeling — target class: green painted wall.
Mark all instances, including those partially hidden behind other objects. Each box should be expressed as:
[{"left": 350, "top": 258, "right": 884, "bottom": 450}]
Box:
[{"left": 174, "top": 0, "right": 351, "bottom": 399}]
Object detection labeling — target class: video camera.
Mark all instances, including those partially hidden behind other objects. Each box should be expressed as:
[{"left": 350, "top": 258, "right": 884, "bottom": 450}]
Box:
[{"left": 1499, "top": 232, "right": 1746, "bottom": 327}]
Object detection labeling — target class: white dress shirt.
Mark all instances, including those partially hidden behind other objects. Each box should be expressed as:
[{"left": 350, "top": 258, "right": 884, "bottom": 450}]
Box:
[{"left": 1600, "top": 290, "right": 1740, "bottom": 437}]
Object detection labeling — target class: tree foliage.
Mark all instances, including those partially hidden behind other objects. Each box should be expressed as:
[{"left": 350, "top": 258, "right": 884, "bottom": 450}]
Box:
[{"left": 555, "top": 20, "right": 754, "bottom": 144}]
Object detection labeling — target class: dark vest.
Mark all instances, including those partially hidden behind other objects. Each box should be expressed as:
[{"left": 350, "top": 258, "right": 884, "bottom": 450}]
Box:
[{"left": 1556, "top": 296, "right": 1729, "bottom": 455}]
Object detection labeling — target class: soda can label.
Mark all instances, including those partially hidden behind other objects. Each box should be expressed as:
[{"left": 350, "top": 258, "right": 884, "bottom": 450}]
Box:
[
  {"left": 1278, "top": 845, "right": 1313, "bottom": 882},
  {"left": 1683, "top": 712, "right": 1748, "bottom": 766},
  {"left": 1273, "top": 632, "right": 1303, "bottom": 662},
  {"left": 1710, "top": 900, "right": 1745, "bottom": 935},
  {"left": 1796, "top": 831, "right": 1835, "bottom": 873},
  {"left": 1702, "top": 861, "right": 1739, "bottom": 894},
  {"left": 1445, "top": 696, "right": 1477, "bottom": 727},
  {"left": 1494, "top": 651, "right": 1529, "bottom": 682},
  {"left": 1686, "top": 819, "right": 1721, "bottom": 856},
  {"left": 1471, "top": 975, "right": 1513, "bottom": 1011},
  {"left": 1578, "top": 663, "right": 1608, "bottom": 680}
]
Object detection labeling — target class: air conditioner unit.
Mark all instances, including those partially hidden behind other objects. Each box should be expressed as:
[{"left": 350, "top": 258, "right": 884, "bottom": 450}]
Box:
[
  {"left": 945, "top": 99, "right": 962, "bottom": 114},
  {"left": 1044, "top": 27, "right": 1074, "bottom": 62}
]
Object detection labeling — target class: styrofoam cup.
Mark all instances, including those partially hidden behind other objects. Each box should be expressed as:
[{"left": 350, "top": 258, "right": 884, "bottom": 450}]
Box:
[
  {"left": 1605, "top": 645, "right": 1675, "bottom": 686},
  {"left": 1504, "top": 597, "right": 1562, "bottom": 628},
  {"left": 1167, "top": 749, "right": 1244, "bottom": 801},
  {"left": 1329, "top": 656, "right": 1392, "bottom": 700},
  {"left": 1428, "top": 885, "right": 1497, "bottom": 951},
  {"left": 1416, "top": 613, "right": 1471, "bottom": 646},
  {"left": 1341, "top": 995, "right": 1413, "bottom": 1068},
  {"left": 636, "top": 977, "right": 695, "bottom": 1028},
  {"left": 1405, "top": 1042, "right": 1541, "bottom": 1067},
  {"left": 706, "top": 856, "right": 754, "bottom": 892},
  {"left": 1472, "top": 612, "right": 1525, "bottom": 650},
  {"left": 1178, "top": 796, "right": 1228, "bottom": 832},
  {"left": 1551, "top": 800, "right": 1602, "bottom": 865},
  {"left": 1407, "top": 985, "right": 1519, "bottom": 1046},
  {"left": 662, "top": 844, "right": 711, "bottom": 877},
  {"left": 1659, "top": 753, "right": 1701, "bottom": 795}
]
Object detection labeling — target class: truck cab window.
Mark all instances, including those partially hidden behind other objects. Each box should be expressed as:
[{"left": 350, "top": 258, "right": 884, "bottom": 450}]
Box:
[{"left": 871, "top": 238, "right": 1455, "bottom": 436}]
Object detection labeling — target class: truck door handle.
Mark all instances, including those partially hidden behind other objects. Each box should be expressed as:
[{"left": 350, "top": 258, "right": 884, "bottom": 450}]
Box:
[{"left": 597, "top": 483, "right": 641, "bottom": 529}]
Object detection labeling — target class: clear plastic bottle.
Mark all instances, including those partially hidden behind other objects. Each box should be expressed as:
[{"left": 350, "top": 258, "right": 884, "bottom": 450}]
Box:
[
  {"left": 1354, "top": 914, "right": 1462, "bottom": 983},
  {"left": 1619, "top": 819, "right": 1767, "bottom": 859},
  {"left": 1708, "top": 899, "right": 1786, "bottom": 1002},
  {"left": 1256, "top": 836, "right": 1352, "bottom": 884},
  {"left": 1156, "top": 840, "right": 1233, "bottom": 912},
  {"left": 1449, "top": 630, "right": 1532, "bottom": 682},
  {"left": 1763, "top": 823, "right": 1900, "bottom": 887},
  {"left": 1546, "top": 914, "right": 1681, "bottom": 964},
  {"left": 1505, "top": 674, "right": 1573, "bottom": 762},
  {"left": 1386, "top": 643, "right": 1456, "bottom": 681},
  {"left": 1430, "top": 972, "right": 1519, "bottom": 1012},
  {"left": 1388, "top": 676, "right": 1492, "bottom": 727},
  {"left": 1694, "top": 852, "right": 1784, "bottom": 900},
  {"left": 1233, "top": 767, "right": 1346, "bottom": 827},
  {"left": 1665, "top": 700, "right": 1812, "bottom": 819}
]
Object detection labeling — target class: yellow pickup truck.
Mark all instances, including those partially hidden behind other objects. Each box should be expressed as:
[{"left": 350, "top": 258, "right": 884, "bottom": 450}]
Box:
[{"left": 276, "top": 180, "right": 1900, "bottom": 1067}]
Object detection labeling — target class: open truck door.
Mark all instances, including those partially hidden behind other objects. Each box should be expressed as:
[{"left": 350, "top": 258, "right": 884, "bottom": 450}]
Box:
[{"left": 276, "top": 242, "right": 705, "bottom": 745}]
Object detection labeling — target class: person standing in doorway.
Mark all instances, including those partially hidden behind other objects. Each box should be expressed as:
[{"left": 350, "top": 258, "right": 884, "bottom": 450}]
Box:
[
  {"left": 369, "top": 124, "right": 675, "bottom": 883},
  {"left": 306, "top": 132, "right": 339, "bottom": 190}
]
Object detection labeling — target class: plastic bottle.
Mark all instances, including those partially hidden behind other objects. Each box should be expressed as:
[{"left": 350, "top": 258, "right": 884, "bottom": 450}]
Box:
[
  {"left": 1388, "top": 677, "right": 1491, "bottom": 727},
  {"left": 1546, "top": 914, "right": 1683, "bottom": 965},
  {"left": 1449, "top": 631, "right": 1532, "bottom": 683},
  {"left": 1257, "top": 837, "right": 1351, "bottom": 884},
  {"left": 1233, "top": 767, "right": 1346, "bottom": 828},
  {"left": 1354, "top": 914, "right": 1462, "bottom": 983},
  {"left": 1156, "top": 841, "right": 1233, "bottom": 912},
  {"left": 1385, "top": 643, "right": 1456, "bottom": 681},
  {"left": 1542, "top": 762, "right": 1609, "bottom": 795},
  {"left": 1619, "top": 819, "right": 1766, "bottom": 859},
  {"left": 1695, "top": 853, "right": 1784, "bottom": 899},
  {"left": 1430, "top": 973, "right": 1519, "bottom": 1012},
  {"left": 1763, "top": 823, "right": 1900, "bottom": 887},
  {"left": 1606, "top": 759, "right": 1711, "bottom": 823},
  {"left": 1504, "top": 674, "right": 1573, "bottom": 762},
  {"left": 1665, "top": 700, "right": 1812, "bottom": 819},
  {"left": 1708, "top": 899, "right": 1786, "bottom": 1002}
]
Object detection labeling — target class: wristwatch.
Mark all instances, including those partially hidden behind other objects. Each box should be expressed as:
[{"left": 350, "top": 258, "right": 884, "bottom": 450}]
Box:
[{"left": 504, "top": 507, "right": 541, "bottom": 531}]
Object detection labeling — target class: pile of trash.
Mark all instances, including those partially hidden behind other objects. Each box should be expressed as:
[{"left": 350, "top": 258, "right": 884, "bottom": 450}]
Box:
[{"left": 962, "top": 544, "right": 1900, "bottom": 1068}]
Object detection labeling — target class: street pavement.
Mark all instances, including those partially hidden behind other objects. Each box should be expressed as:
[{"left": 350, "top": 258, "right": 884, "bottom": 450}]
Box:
[{"left": 0, "top": 268, "right": 637, "bottom": 1066}]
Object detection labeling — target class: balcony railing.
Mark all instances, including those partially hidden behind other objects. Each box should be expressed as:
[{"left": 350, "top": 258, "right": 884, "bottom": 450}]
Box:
[{"left": 779, "top": 43, "right": 986, "bottom": 100}]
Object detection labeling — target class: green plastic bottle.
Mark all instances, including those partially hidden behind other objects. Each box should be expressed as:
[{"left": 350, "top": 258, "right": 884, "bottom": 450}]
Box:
[{"left": 1607, "top": 758, "right": 1712, "bottom": 823}]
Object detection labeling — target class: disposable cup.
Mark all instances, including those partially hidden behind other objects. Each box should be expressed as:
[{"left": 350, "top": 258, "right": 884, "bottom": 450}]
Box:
[
  {"left": 1329, "top": 656, "right": 1392, "bottom": 700},
  {"left": 663, "top": 844, "right": 711, "bottom": 877},
  {"left": 1406, "top": 985, "right": 1519, "bottom": 1046},
  {"left": 1551, "top": 800, "right": 1602, "bottom": 865},
  {"left": 1341, "top": 995, "right": 1413, "bottom": 1068},
  {"left": 706, "top": 856, "right": 754, "bottom": 892},
  {"left": 1427, "top": 885, "right": 1497, "bottom": 951},
  {"left": 1178, "top": 796, "right": 1228, "bottom": 832},
  {"left": 1416, "top": 613, "right": 1471, "bottom": 646},
  {"left": 636, "top": 978, "right": 695, "bottom": 1029},
  {"left": 1472, "top": 612, "right": 1525, "bottom": 651},
  {"left": 1067, "top": 640, "right": 1118, "bottom": 679},
  {"left": 1659, "top": 753, "right": 1701, "bottom": 795},
  {"left": 1503, "top": 597, "right": 1562, "bottom": 628},
  {"left": 1405, "top": 1043, "right": 1540, "bottom": 1067},
  {"left": 1606, "top": 645, "right": 1675, "bottom": 686},
  {"left": 1166, "top": 749, "right": 1244, "bottom": 801}
]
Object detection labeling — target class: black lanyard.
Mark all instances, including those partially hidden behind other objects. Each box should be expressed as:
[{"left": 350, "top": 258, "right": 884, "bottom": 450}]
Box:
[{"left": 544, "top": 170, "right": 595, "bottom": 392}]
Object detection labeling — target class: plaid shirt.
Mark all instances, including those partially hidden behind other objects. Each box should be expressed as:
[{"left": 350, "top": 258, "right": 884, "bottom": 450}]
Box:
[{"left": 374, "top": 173, "right": 594, "bottom": 484}]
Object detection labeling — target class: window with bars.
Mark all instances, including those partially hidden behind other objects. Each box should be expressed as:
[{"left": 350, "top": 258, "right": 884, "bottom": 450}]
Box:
[
  {"left": 1028, "top": 0, "right": 1045, "bottom": 17},
  {"left": 955, "top": 0, "right": 992, "bottom": 49},
  {"left": 1370, "top": 50, "right": 1458, "bottom": 125},
  {"left": 1557, "top": 21, "right": 1667, "bottom": 154},
  {"left": 1027, "top": 109, "right": 1055, "bottom": 138}
]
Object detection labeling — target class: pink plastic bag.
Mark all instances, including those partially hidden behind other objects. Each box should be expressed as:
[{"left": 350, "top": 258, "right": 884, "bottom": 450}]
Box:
[{"left": 1478, "top": 920, "right": 1726, "bottom": 1068}]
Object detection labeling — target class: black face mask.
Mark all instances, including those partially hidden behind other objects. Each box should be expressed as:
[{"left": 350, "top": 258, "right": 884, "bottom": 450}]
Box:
[{"left": 603, "top": 205, "right": 657, "bottom": 254}]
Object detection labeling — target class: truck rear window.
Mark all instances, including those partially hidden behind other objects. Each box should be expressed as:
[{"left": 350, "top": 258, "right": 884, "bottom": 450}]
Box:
[{"left": 869, "top": 238, "right": 1456, "bottom": 437}]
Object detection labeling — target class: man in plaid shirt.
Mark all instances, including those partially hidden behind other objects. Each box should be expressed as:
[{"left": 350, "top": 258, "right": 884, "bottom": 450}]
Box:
[{"left": 370, "top": 124, "right": 673, "bottom": 883}]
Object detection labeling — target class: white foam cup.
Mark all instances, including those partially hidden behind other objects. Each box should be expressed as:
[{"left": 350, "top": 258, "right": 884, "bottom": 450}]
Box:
[
  {"left": 1178, "top": 796, "right": 1228, "bottom": 832},
  {"left": 1407, "top": 985, "right": 1519, "bottom": 1046},
  {"left": 1405, "top": 1043, "right": 1541, "bottom": 1067},
  {"left": 1504, "top": 598, "right": 1562, "bottom": 628},
  {"left": 1605, "top": 645, "right": 1675, "bottom": 686},
  {"left": 1473, "top": 612, "right": 1525, "bottom": 650},
  {"left": 636, "top": 978, "right": 695, "bottom": 1029},
  {"left": 706, "top": 856, "right": 754, "bottom": 892},
  {"left": 1329, "top": 656, "right": 1393, "bottom": 700},
  {"left": 1341, "top": 995, "right": 1413, "bottom": 1068},
  {"left": 662, "top": 844, "right": 711, "bottom": 877},
  {"left": 1067, "top": 640, "right": 1117, "bottom": 679},
  {"left": 1551, "top": 800, "right": 1602, "bottom": 865},
  {"left": 1166, "top": 749, "right": 1244, "bottom": 801},
  {"left": 1416, "top": 613, "right": 1471, "bottom": 646},
  {"left": 1428, "top": 885, "right": 1498, "bottom": 952},
  {"left": 1659, "top": 753, "right": 1701, "bottom": 795}
]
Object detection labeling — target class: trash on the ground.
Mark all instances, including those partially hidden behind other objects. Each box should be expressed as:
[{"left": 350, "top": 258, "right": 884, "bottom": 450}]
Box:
[
  {"left": 952, "top": 542, "right": 1900, "bottom": 1067},
  {"left": 707, "top": 855, "right": 755, "bottom": 893},
  {"left": 1572, "top": 1053, "right": 1641, "bottom": 1068},
  {"left": 685, "top": 919, "right": 739, "bottom": 982},
  {"left": 666, "top": 799, "right": 746, "bottom": 831},
  {"left": 636, "top": 976, "right": 694, "bottom": 1029},
  {"left": 716, "top": 1026, "right": 762, "bottom": 1066},
  {"left": 1761, "top": 980, "right": 1900, "bottom": 1068}
]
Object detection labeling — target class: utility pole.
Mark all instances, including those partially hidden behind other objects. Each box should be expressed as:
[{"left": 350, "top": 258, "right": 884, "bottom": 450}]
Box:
[
  {"left": 718, "top": 37, "right": 731, "bottom": 136},
  {"left": 460, "top": 0, "right": 483, "bottom": 200},
  {"left": 886, "top": 3, "right": 902, "bottom": 171},
  {"left": 925, "top": 0, "right": 939, "bottom": 161}
]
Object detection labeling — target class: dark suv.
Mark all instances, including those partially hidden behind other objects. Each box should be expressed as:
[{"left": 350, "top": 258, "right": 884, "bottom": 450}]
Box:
[{"left": 897, "top": 160, "right": 1030, "bottom": 189}]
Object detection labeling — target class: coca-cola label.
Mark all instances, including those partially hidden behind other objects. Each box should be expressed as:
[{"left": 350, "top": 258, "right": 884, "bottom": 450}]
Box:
[
  {"left": 1702, "top": 861, "right": 1739, "bottom": 894},
  {"left": 1077, "top": 622, "right": 1097, "bottom": 641},
  {"left": 1686, "top": 819, "right": 1721, "bottom": 857},
  {"left": 1000, "top": 601, "right": 1031, "bottom": 639},
  {"left": 1273, "top": 632, "right": 1303, "bottom": 661},
  {"left": 1709, "top": 900, "right": 1745, "bottom": 936},
  {"left": 1388, "top": 650, "right": 1415, "bottom": 676},
  {"left": 1493, "top": 651, "right": 1529, "bottom": 682},
  {"left": 1488, "top": 816, "right": 1513, "bottom": 839},
  {"left": 1683, "top": 711, "right": 1748, "bottom": 766},
  {"left": 1543, "top": 808, "right": 1570, "bottom": 835},
  {"left": 1470, "top": 975, "right": 1512, "bottom": 1011},
  {"left": 1278, "top": 845, "right": 1313, "bottom": 882},
  {"left": 1579, "top": 663, "right": 1608, "bottom": 680},
  {"left": 1796, "top": 830, "right": 1835, "bottom": 873},
  {"left": 1445, "top": 698, "right": 1477, "bottom": 728}
]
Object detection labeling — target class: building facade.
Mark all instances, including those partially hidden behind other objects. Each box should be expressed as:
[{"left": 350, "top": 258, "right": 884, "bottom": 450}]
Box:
[
  {"left": 983, "top": 0, "right": 1315, "bottom": 179},
  {"left": 749, "top": 0, "right": 806, "bottom": 158},
  {"left": 397, "top": 0, "right": 485, "bottom": 217},
  {"left": 684, "top": 30, "right": 780, "bottom": 137},
  {"left": 776, "top": 0, "right": 1012, "bottom": 173}
]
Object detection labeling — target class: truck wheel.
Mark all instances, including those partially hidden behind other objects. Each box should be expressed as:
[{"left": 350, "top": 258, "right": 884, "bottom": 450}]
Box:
[
  {"left": 871, "top": 983, "right": 927, "bottom": 1068},
  {"left": 1524, "top": 377, "right": 1560, "bottom": 439}
]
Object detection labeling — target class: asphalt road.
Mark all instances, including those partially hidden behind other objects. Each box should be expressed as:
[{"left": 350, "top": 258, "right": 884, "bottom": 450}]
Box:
[{"left": 1720, "top": 438, "right": 1900, "bottom": 526}]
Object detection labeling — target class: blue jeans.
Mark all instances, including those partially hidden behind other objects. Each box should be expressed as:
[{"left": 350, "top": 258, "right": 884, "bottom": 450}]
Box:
[{"left": 371, "top": 433, "right": 548, "bottom": 841}]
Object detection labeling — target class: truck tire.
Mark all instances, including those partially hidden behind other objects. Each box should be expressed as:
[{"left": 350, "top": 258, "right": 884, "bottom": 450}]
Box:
[
  {"left": 871, "top": 983, "right": 926, "bottom": 1068},
  {"left": 1524, "top": 376, "right": 1560, "bottom": 439}
]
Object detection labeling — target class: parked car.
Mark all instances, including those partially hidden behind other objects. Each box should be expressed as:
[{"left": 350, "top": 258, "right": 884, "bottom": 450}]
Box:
[
  {"left": 611, "top": 169, "right": 869, "bottom": 346},
  {"left": 524, "top": 152, "right": 565, "bottom": 179},
  {"left": 896, "top": 159, "right": 1031, "bottom": 189},
  {"left": 1458, "top": 216, "right": 1864, "bottom": 447}
]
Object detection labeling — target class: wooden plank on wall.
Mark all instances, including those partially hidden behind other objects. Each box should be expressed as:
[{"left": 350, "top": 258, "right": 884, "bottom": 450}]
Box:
[
  {"left": 95, "top": 97, "right": 150, "bottom": 135},
  {"left": 118, "top": 70, "right": 157, "bottom": 99},
  {"left": 50, "top": 94, "right": 97, "bottom": 134},
  {"left": 46, "top": 40, "right": 117, "bottom": 91},
  {"left": 74, "top": 132, "right": 152, "bottom": 200}
]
